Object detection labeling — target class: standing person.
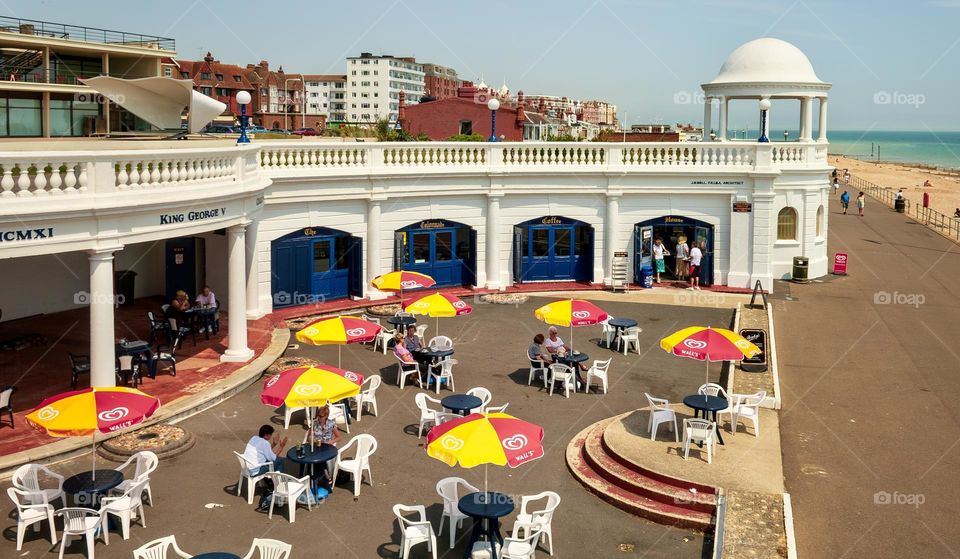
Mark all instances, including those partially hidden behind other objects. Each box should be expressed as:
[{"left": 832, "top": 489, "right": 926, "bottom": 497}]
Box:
[
  {"left": 687, "top": 242, "right": 703, "bottom": 291},
  {"left": 840, "top": 190, "right": 850, "bottom": 214},
  {"left": 675, "top": 236, "right": 690, "bottom": 280},
  {"left": 833, "top": 178, "right": 841, "bottom": 195},
  {"left": 843, "top": 169, "right": 851, "bottom": 183},
  {"left": 652, "top": 238, "right": 669, "bottom": 284},
  {"left": 857, "top": 192, "right": 866, "bottom": 217},
  {"left": 895, "top": 188, "right": 904, "bottom": 201}
]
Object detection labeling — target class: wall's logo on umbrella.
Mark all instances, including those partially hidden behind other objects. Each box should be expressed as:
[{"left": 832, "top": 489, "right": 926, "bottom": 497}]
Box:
[
  {"left": 502, "top": 434, "right": 528, "bottom": 451},
  {"left": 346, "top": 328, "right": 366, "bottom": 337},
  {"left": 400, "top": 280, "right": 419, "bottom": 288},
  {"left": 735, "top": 339, "right": 751, "bottom": 349},
  {"left": 302, "top": 327, "right": 319, "bottom": 337},
  {"left": 453, "top": 300, "right": 467, "bottom": 309},
  {"left": 344, "top": 371, "right": 361, "bottom": 383},
  {"left": 37, "top": 406, "right": 58, "bottom": 421},
  {"left": 97, "top": 407, "right": 129, "bottom": 422},
  {"left": 441, "top": 435, "right": 464, "bottom": 451},
  {"left": 266, "top": 374, "right": 281, "bottom": 387},
  {"left": 572, "top": 310, "right": 590, "bottom": 319},
  {"left": 684, "top": 339, "right": 708, "bottom": 350},
  {"left": 294, "top": 384, "right": 324, "bottom": 396}
]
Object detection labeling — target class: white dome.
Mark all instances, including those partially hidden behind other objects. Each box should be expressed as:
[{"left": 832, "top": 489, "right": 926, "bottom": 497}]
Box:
[{"left": 708, "top": 38, "right": 823, "bottom": 85}]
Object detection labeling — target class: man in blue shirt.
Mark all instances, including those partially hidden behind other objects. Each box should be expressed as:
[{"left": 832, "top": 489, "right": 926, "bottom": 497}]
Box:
[
  {"left": 840, "top": 191, "right": 850, "bottom": 215},
  {"left": 243, "top": 425, "right": 287, "bottom": 476}
]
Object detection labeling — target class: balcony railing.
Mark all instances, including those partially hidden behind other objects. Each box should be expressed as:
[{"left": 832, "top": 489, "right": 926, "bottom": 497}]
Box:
[
  {"left": 0, "top": 16, "right": 175, "bottom": 51},
  {"left": 0, "top": 67, "right": 161, "bottom": 86}
]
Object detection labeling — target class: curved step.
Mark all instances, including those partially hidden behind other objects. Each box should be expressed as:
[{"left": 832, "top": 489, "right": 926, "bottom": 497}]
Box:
[
  {"left": 582, "top": 421, "right": 717, "bottom": 513},
  {"left": 566, "top": 422, "right": 715, "bottom": 532}
]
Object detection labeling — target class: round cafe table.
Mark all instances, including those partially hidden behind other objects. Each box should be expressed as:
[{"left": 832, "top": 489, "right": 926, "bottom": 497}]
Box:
[
  {"left": 441, "top": 394, "right": 482, "bottom": 415},
  {"left": 287, "top": 444, "right": 338, "bottom": 502},
  {"left": 458, "top": 492, "right": 514, "bottom": 559},
  {"left": 63, "top": 470, "right": 124, "bottom": 507},
  {"left": 387, "top": 316, "right": 417, "bottom": 329},
  {"left": 553, "top": 352, "right": 589, "bottom": 390},
  {"left": 607, "top": 318, "right": 637, "bottom": 349},
  {"left": 415, "top": 348, "right": 454, "bottom": 387},
  {"left": 682, "top": 394, "right": 728, "bottom": 445}
]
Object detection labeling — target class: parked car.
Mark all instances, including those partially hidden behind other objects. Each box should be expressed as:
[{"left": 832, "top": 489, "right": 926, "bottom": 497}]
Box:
[
  {"left": 269, "top": 128, "right": 291, "bottom": 135},
  {"left": 247, "top": 125, "right": 269, "bottom": 134},
  {"left": 202, "top": 124, "right": 236, "bottom": 134},
  {"left": 292, "top": 127, "right": 318, "bottom": 136}
]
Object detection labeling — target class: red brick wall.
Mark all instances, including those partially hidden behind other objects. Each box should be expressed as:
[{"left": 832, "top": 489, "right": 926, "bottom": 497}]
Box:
[
  {"left": 402, "top": 98, "right": 523, "bottom": 141},
  {"left": 424, "top": 75, "right": 459, "bottom": 99}
]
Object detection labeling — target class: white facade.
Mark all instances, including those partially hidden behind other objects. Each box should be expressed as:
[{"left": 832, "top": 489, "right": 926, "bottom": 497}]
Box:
[
  {"left": 303, "top": 76, "right": 347, "bottom": 122},
  {"left": 346, "top": 53, "right": 424, "bottom": 123}
]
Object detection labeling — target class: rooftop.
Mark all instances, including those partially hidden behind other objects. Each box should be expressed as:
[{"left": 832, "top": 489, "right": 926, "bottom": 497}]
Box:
[{"left": 0, "top": 15, "right": 175, "bottom": 51}]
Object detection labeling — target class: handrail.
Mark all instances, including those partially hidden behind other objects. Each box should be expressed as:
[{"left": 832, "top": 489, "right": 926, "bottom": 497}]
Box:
[
  {"left": 853, "top": 174, "right": 960, "bottom": 243},
  {"left": 0, "top": 16, "right": 175, "bottom": 51}
]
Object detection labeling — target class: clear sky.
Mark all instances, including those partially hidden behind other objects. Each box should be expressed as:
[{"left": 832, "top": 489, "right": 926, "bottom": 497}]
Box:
[{"left": 6, "top": 0, "right": 959, "bottom": 130}]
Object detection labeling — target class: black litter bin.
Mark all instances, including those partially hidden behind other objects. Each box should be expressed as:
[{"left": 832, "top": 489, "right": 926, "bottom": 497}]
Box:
[
  {"left": 792, "top": 256, "right": 809, "bottom": 283},
  {"left": 114, "top": 270, "right": 137, "bottom": 307},
  {"left": 894, "top": 198, "right": 905, "bottom": 213}
]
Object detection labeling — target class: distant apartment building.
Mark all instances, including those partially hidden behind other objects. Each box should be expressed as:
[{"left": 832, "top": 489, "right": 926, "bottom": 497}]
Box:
[
  {"left": 523, "top": 94, "right": 618, "bottom": 128},
  {"left": 243, "top": 61, "right": 307, "bottom": 130},
  {"left": 421, "top": 62, "right": 460, "bottom": 99},
  {"left": 176, "top": 52, "right": 253, "bottom": 124},
  {"left": 0, "top": 15, "right": 174, "bottom": 137},
  {"left": 346, "top": 52, "right": 423, "bottom": 123},
  {"left": 302, "top": 74, "right": 346, "bottom": 124}
]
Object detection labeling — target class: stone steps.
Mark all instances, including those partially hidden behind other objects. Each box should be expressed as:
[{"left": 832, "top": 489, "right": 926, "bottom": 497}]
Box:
[{"left": 566, "top": 419, "right": 717, "bottom": 532}]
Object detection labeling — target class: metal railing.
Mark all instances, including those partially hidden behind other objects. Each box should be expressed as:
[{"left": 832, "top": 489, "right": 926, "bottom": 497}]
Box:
[
  {"left": 853, "top": 175, "right": 960, "bottom": 243},
  {"left": 0, "top": 16, "right": 175, "bottom": 51},
  {"left": 0, "top": 66, "right": 160, "bottom": 86}
]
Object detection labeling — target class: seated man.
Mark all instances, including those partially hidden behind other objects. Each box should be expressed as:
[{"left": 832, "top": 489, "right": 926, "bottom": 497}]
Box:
[
  {"left": 194, "top": 286, "right": 219, "bottom": 333},
  {"left": 403, "top": 324, "right": 422, "bottom": 352},
  {"left": 243, "top": 424, "right": 287, "bottom": 476}
]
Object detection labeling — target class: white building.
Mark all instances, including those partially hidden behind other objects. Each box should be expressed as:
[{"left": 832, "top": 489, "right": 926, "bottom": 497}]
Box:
[
  {"left": 302, "top": 74, "right": 346, "bottom": 123},
  {"left": 346, "top": 52, "right": 423, "bottom": 124},
  {"left": 0, "top": 38, "right": 831, "bottom": 389}
]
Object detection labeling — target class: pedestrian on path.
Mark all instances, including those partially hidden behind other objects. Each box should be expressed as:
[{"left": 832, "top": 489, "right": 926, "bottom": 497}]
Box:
[
  {"left": 675, "top": 236, "right": 690, "bottom": 280},
  {"left": 857, "top": 192, "right": 865, "bottom": 217},
  {"left": 840, "top": 190, "right": 850, "bottom": 214},
  {"left": 833, "top": 179, "right": 840, "bottom": 194},
  {"left": 652, "top": 237, "right": 669, "bottom": 284},
  {"left": 687, "top": 242, "right": 703, "bottom": 291}
]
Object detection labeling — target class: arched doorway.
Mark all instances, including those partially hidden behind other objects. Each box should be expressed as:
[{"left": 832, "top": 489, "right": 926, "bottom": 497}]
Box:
[
  {"left": 634, "top": 216, "right": 714, "bottom": 286},
  {"left": 271, "top": 227, "right": 363, "bottom": 307},
  {"left": 394, "top": 219, "right": 476, "bottom": 287},
  {"left": 513, "top": 216, "right": 594, "bottom": 283}
]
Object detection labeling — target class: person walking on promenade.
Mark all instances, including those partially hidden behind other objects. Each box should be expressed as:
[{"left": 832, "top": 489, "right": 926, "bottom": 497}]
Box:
[
  {"left": 687, "top": 242, "right": 703, "bottom": 291},
  {"left": 833, "top": 178, "right": 840, "bottom": 195},
  {"left": 840, "top": 191, "right": 850, "bottom": 214},
  {"left": 857, "top": 192, "right": 865, "bottom": 217}
]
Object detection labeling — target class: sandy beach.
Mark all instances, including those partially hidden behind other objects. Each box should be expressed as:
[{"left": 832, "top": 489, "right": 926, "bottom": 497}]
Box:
[{"left": 829, "top": 155, "right": 960, "bottom": 216}]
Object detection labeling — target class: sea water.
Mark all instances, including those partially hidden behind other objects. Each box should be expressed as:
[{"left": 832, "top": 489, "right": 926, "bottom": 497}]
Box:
[{"left": 826, "top": 130, "right": 960, "bottom": 170}]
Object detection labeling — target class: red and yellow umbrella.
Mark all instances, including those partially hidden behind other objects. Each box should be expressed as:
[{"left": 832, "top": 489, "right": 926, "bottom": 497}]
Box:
[
  {"left": 25, "top": 387, "right": 162, "bottom": 479},
  {"left": 371, "top": 271, "right": 436, "bottom": 292},
  {"left": 534, "top": 298, "right": 609, "bottom": 347},
  {"left": 295, "top": 315, "right": 382, "bottom": 367},
  {"left": 261, "top": 365, "right": 365, "bottom": 409},
  {"left": 660, "top": 326, "right": 760, "bottom": 386},
  {"left": 426, "top": 412, "right": 544, "bottom": 491},
  {"left": 404, "top": 291, "right": 472, "bottom": 335}
]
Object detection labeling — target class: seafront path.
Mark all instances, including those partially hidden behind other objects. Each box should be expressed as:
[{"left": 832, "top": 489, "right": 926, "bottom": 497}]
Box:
[{"left": 777, "top": 188, "right": 960, "bottom": 557}]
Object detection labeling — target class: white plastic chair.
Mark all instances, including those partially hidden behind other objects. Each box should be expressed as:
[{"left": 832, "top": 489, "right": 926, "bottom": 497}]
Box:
[
  {"left": 374, "top": 327, "right": 396, "bottom": 354},
  {"left": 618, "top": 326, "right": 642, "bottom": 355},
  {"left": 395, "top": 311, "right": 414, "bottom": 318},
  {"left": 57, "top": 507, "right": 104, "bottom": 559},
  {"left": 526, "top": 352, "right": 549, "bottom": 387},
  {"left": 428, "top": 335, "right": 453, "bottom": 350},
  {"left": 600, "top": 316, "right": 617, "bottom": 348},
  {"left": 415, "top": 393, "right": 443, "bottom": 438},
  {"left": 234, "top": 451, "right": 273, "bottom": 504},
  {"left": 241, "top": 538, "right": 292, "bottom": 559},
  {"left": 13, "top": 463, "right": 65, "bottom": 506},
  {"left": 719, "top": 391, "right": 765, "bottom": 437},
  {"left": 434, "top": 412, "right": 461, "bottom": 426},
  {"left": 264, "top": 472, "right": 311, "bottom": 523},
  {"left": 332, "top": 433, "right": 377, "bottom": 496},
  {"left": 355, "top": 375, "right": 381, "bottom": 420},
  {"left": 283, "top": 405, "right": 306, "bottom": 430},
  {"left": 133, "top": 535, "right": 192, "bottom": 559},
  {"left": 514, "top": 491, "right": 560, "bottom": 555},
  {"left": 415, "top": 323, "right": 429, "bottom": 339},
  {"left": 100, "top": 477, "right": 149, "bottom": 540},
  {"left": 361, "top": 313, "right": 381, "bottom": 327},
  {"left": 393, "top": 504, "right": 437, "bottom": 559},
  {"left": 395, "top": 355, "right": 423, "bottom": 389},
  {"left": 547, "top": 364, "right": 575, "bottom": 398},
  {"left": 682, "top": 418, "right": 716, "bottom": 464},
  {"left": 698, "top": 383, "right": 731, "bottom": 417},
  {"left": 113, "top": 450, "right": 158, "bottom": 506},
  {"left": 644, "top": 393, "right": 679, "bottom": 442},
  {"left": 436, "top": 477, "right": 479, "bottom": 549},
  {"left": 328, "top": 402, "right": 350, "bottom": 434},
  {"left": 466, "top": 386, "right": 492, "bottom": 412},
  {"left": 485, "top": 403, "right": 509, "bottom": 414},
  {"left": 501, "top": 523, "right": 545, "bottom": 559},
  {"left": 8, "top": 487, "right": 57, "bottom": 551},
  {"left": 585, "top": 358, "right": 611, "bottom": 394},
  {"left": 429, "top": 357, "right": 456, "bottom": 395}
]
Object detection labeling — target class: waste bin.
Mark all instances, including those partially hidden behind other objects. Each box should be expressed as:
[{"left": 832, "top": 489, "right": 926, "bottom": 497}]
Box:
[
  {"left": 791, "top": 256, "right": 809, "bottom": 283},
  {"left": 638, "top": 265, "right": 654, "bottom": 289},
  {"left": 114, "top": 270, "right": 137, "bottom": 307},
  {"left": 894, "top": 198, "right": 905, "bottom": 213}
]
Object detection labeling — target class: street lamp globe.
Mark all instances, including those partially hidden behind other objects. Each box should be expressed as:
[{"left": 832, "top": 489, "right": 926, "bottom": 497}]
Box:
[
  {"left": 236, "top": 91, "right": 252, "bottom": 144},
  {"left": 487, "top": 98, "right": 500, "bottom": 111},
  {"left": 759, "top": 98, "right": 771, "bottom": 111},
  {"left": 236, "top": 91, "right": 251, "bottom": 105}
]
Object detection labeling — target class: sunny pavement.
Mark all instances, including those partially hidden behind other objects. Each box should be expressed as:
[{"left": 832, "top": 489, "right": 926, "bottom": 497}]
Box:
[
  {"left": 6, "top": 297, "right": 736, "bottom": 558},
  {"left": 777, "top": 192, "right": 960, "bottom": 558}
]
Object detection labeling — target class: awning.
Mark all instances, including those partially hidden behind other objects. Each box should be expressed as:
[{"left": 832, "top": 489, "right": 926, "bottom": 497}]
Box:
[{"left": 81, "top": 76, "right": 227, "bottom": 133}]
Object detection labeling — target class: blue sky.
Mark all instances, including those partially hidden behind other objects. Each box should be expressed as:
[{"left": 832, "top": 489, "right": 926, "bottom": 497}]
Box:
[{"left": 8, "top": 0, "right": 959, "bottom": 130}]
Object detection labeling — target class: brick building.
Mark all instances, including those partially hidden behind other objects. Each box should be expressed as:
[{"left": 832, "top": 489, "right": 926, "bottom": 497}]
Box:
[
  {"left": 244, "top": 61, "right": 308, "bottom": 130},
  {"left": 421, "top": 62, "right": 460, "bottom": 99},
  {"left": 399, "top": 85, "right": 528, "bottom": 141},
  {"left": 177, "top": 52, "right": 254, "bottom": 124}
]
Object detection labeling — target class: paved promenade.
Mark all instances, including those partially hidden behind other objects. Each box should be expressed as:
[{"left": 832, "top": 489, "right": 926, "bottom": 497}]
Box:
[{"left": 777, "top": 191, "right": 960, "bottom": 557}]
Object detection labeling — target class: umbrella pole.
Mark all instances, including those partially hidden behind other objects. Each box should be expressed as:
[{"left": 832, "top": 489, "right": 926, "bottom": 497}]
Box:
[
  {"left": 484, "top": 463, "right": 488, "bottom": 494},
  {"left": 338, "top": 345, "right": 342, "bottom": 369},
  {"left": 91, "top": 433, "right": 96, "bottom": 480},
  {"left": 705, "top": 360, "right": 710, "bottom": 403}
]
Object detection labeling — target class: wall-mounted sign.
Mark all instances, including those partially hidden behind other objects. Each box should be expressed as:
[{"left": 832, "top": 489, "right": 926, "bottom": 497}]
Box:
[
  {"left": 664, "top": 216, "right": 685, "bottom": 224},
  {"left": 739, "top": 329, "right": 767, "bottom": 372},
  {"left": 732, "top": 202, "right": 753, "bottom": 213},
  {"left": 541, "top": 216, "right": 564, "bottom": 225},
  {"left": 690, "top": 179, "right": 745, "bottom": 186},
  {"left": 0, "top": 227, "right": 54, "bottom": 243},
  {"left": 613, "top": 251, "right": 629, "bottom": 258},
  {"left": 160, "top": 207, "right": 226, "bottom": 225},
  {"left": 419, "top": 220, "right": 447, "bottom": 229}
]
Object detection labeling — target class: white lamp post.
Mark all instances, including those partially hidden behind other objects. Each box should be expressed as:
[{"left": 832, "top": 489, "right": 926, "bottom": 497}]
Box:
[
  {"left": 487, "top": 98, "right": 500, "bottom": 142},
  {"left": 236, "top": 90, "right": 251, "bottom": 144},
  {"left": 758, "top": 98, "right": 771, "bottom": 143}
]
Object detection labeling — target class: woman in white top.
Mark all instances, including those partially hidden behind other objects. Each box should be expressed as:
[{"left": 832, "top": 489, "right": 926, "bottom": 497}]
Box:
[
  {"left": 652, "top": 238, "right": 669, "bottom": 284},
  {"left": 544, "top": 326, "right": 587, "bottom": 373}
]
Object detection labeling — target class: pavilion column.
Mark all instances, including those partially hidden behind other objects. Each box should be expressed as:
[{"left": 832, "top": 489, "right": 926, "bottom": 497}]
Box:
[
  {"left": 718, "top": 97, "right": 728, "bottom": 141},
  {"left": 801, "top": 97, "right": 814, "bottom": 141},
  {"left": 222, "top": 223, "right": 254, "bottom": 362},
  {"left": 817, "top": 98, "right": 828, "bottom": 142},
  {"left": 245, "top": 221, "right": 261, "bottom": 319},
  {"left": 485, "top": 194, "right": 502, "bottom": 289},
  {"left": 88, "top": 249, "right": 117, "bottom": 387},
  {"left": 604, "top": 193, "right": 620, "bottom": 285},
  {"left": 366, "top": 198, "right": 385, "bottom": 298},
  {"left": 702, "top": 97, "right": 713, "bottom": 140}
]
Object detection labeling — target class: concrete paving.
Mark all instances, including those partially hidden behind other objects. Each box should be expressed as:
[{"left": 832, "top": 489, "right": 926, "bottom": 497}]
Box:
[
  {"left": 3, "top": 297, "right": 733, "bottom": 559},
  {"left": 777, "top": 192, "right": 960, "bottom": 558}
]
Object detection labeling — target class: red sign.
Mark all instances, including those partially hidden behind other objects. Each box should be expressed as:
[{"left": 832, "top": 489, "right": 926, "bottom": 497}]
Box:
[{"left": 833, "top": 252, "right": 848, "bottom": 275}]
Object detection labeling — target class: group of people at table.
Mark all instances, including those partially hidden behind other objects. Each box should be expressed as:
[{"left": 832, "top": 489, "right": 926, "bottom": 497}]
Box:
[
  {"left": 527, "top": 326, "right": 589, "bottom": 386},
  {"left": 167, "top": 286, "right": 219, "bottom": 334}
]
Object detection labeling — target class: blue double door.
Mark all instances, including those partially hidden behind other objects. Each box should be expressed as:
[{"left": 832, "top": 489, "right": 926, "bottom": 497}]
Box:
[
  {"left": 395, "top": 224, "right": 476, "bottom": 287},
  {"left": 271, "top": 228, "right": 362, "bottom": 307},
  {"left": 514, "top": 218, "right": 594, "bottom": 282}
]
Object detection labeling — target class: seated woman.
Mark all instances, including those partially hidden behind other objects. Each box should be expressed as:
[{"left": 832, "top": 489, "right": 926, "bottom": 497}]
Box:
[
  {"left": 528, "top": 334, "right": 551, "bottom": 367},
  {"left": 169, "top": 290, "right": 192, "bottom": 328},
  {"left": 306, "top": 405, "right": 341, "bottom": 493},
  {"left": 544, "top": 326, "right": 587, "bottom": 376},
  {"left": 393, "top": 332, "right": 418, "bottom": 365}
]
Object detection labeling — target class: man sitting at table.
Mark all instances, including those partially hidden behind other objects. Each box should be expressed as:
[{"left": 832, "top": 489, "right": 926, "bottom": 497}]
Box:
[
  {"left": 194, "top": 286, "right": 219, "bottom": 333},
  {"left": 244, "top": 425, "right": 287, "bottom": 475},
  {"left": 404, "top": 324, "right": 435, "bottom": 369}
]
